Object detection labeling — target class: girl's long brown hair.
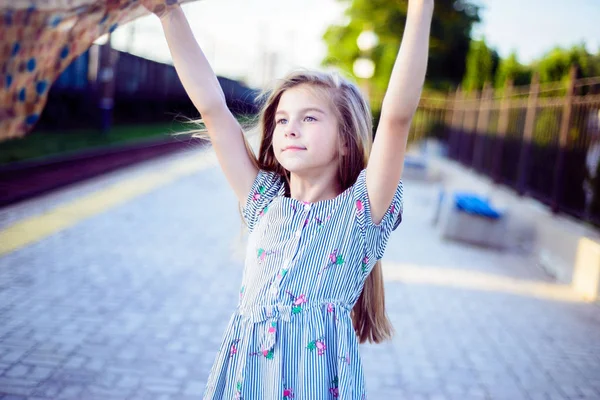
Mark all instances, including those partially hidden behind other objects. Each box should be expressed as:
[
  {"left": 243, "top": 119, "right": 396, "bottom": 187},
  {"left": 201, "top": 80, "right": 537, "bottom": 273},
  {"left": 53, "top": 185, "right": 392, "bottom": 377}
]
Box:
[{"left": 241, "top": 70, "right": 394, "bottom": 344}]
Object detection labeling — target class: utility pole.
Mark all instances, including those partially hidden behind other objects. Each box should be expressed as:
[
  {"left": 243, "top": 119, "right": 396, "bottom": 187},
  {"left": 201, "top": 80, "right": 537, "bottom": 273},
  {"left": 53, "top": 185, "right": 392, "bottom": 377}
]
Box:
[
  {"left": 98, "top": 33, "right": 116, "bottom": 134},
  {"left": 127, "top": 21, "right": 136, "bottom": 53}
]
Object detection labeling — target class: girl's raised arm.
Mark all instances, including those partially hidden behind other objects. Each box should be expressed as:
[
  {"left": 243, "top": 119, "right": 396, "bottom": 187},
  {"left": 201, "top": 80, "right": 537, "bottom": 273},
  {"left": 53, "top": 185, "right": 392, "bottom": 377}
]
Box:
[
  {"left": 144, "top": 2, "right": 258, "bottom": 204},
  {"left": 366, "top": 0, "right": 433, "bottom": 224}
]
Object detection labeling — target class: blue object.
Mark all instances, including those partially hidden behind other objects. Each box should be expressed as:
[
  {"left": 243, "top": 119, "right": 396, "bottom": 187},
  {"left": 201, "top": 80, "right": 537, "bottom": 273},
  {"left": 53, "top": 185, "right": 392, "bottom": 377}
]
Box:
[
  {"left": 454, "top": 193, "right": 502, "bottom": 219},
  {"left": 26, "top": 58, "right": 36, "bottom": 72},
  {"left": 35, "top": 80, "right": 48, "bottom": 95},
  {"left": 60, "top": 45, "right": 69, "bottom": 59},
  {"left": 50, "top": 15, "right": 62, "bottom": 27},
  {"left": 25, "top": 114, "right": 39, "bottom": 125},
  {"left": 11, "top": 42, "right": 20, "bottom": 57}
]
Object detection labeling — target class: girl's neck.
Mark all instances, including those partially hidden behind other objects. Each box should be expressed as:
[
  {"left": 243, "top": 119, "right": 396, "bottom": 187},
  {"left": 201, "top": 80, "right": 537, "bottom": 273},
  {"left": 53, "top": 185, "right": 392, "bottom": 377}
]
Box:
[{"left": 288, "top": 167, "right": 342, "bottom": 204}]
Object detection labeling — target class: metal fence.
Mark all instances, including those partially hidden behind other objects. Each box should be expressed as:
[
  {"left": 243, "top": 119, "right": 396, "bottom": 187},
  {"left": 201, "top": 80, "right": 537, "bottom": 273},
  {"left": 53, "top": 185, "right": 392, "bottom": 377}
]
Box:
[
  {"left": 35, "top": 45, "right": 259, "bottom": 131},
  {"left": 411, "top": 66, "right": 600, "bottom": 226}
]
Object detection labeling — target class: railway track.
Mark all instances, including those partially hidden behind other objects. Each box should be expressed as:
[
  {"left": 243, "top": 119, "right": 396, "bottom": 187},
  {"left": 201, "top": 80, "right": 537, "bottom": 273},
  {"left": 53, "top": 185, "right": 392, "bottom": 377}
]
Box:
[{"left": 0, "top": 136, "right": 207, "bottom": 207}]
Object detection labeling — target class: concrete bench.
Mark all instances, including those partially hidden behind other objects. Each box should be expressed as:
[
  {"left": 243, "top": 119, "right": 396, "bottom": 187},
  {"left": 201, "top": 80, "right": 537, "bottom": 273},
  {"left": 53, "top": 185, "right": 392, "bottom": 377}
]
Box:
[{"left": 437, "top": 192, "right": 508, "bottom": 249}]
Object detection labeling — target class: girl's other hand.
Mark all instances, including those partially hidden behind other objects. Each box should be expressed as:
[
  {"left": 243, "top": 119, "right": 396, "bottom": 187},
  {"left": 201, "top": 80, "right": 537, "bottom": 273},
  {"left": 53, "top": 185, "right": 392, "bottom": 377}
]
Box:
[{"left": 140, "top": 0, "right": 180, "bottom": 19}]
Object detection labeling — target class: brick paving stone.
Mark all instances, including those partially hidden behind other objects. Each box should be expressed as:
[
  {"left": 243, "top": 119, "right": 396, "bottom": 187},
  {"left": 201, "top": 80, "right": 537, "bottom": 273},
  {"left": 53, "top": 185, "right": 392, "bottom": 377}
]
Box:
[
  {"left": 3, "top": 365, "right": 30, "bottom": 378},
  {"left": 20, "top": 350, "right": 67, "bottom": 369},
  {"left": 61, "top": 355, "right": 86, "bottom": 370},
  {"left": 115, "top": 375, "right": 141, "bottom": 390},
  {"left": 0, "top": 350, "right": 28, "bottom": 364},
  {"left": 54, "top": 385, "right": 85, "bottom": 399},
  {"left": 0, "top": 377, "right": 40, "bottom": 390},
  {"left": 49, "top": 368, "right": 96, "bottom": 385},
  {"left": 82, "top": 384, "right": 133, "bottom": 399},
  {"left": 183, "top": 381, "right": 206, "bottom": 396},
  {"left": 29, "top": 381, "right": 63, "bottom": 398}
]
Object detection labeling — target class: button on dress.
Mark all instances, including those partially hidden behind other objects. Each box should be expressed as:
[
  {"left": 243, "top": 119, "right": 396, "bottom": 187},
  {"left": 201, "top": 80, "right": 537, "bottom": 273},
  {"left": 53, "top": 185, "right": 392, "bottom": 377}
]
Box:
[{"left": 203, "top": 168, "right": 404, "bottom": 399}]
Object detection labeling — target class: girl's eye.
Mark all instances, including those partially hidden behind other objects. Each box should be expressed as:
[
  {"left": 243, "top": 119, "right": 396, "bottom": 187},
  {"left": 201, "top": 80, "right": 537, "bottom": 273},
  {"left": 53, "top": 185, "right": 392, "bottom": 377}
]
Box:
[{"left": 276, "top": 116, "right": 316, "bottom": 124}]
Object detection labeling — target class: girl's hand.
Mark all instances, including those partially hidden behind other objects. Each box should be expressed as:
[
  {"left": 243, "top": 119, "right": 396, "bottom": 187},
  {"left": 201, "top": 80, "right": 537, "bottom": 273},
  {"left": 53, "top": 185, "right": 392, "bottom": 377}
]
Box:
[{"left": 140, "top": 0, "right": 180, "bottom": 19}]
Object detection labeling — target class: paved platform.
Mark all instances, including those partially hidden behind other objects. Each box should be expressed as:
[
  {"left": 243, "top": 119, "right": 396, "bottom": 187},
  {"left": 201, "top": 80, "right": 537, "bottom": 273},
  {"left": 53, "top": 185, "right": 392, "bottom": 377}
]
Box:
[{"left": 0, "top": 146, "right": 599, "bottom": 399}]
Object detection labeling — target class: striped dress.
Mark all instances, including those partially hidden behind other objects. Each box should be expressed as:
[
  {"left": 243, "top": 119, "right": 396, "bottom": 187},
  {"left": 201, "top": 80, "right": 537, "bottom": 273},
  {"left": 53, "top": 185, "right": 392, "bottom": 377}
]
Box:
[{"left": 203, "top": 168, "right": 404, "bottom": 399}]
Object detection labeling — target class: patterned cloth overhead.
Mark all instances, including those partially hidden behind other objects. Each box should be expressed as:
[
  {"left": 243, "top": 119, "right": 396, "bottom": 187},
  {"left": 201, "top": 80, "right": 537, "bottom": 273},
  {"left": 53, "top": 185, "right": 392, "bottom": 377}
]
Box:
[
  {"left": 203, "top": 169, "right": 403, "bottom": 399},
  {"left": 0, "top": 0, "right": 193, "bottom": 142}
]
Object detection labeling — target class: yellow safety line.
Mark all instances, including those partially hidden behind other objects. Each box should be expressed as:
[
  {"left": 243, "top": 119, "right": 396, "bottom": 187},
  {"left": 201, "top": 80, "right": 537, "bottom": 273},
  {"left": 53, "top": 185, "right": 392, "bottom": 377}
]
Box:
[{"left": 0, "top": 153, "right": 216, "bottom": 256}]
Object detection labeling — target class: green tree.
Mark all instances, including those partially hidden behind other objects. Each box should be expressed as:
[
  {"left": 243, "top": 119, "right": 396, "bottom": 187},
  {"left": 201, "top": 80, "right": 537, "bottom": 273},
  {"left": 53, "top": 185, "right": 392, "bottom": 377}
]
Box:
[
  {"left": 494, "top": 52, "right": 533, "bottom": 88},
  {"left": 322, "top": 0, "right": 481, "bottom": 105},
  {"left": 535, "top": 44, "right": 600, "bottom": 83},
  {"left": 462, "top": 38, "right": 500, "bottom": 91}
]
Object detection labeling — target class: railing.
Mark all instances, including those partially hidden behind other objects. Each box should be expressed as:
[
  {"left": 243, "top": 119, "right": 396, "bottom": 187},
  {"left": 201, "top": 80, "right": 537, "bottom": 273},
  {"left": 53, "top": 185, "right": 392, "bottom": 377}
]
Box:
[{"left": 411, "top": 66, "right": 600, "bottom": 225}]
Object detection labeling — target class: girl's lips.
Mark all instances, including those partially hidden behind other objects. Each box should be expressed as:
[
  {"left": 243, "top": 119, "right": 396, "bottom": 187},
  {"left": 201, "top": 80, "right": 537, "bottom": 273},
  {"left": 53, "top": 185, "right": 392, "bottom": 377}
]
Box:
[{"left": 283, "top": 146, "right": 306, "bottom": 151}]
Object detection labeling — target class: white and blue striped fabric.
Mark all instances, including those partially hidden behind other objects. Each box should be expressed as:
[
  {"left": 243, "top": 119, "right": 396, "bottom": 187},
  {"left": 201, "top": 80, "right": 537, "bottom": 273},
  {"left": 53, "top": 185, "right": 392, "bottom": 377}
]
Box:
[{"left": 203, "top": 168, "right": 404, "bottom": 399}]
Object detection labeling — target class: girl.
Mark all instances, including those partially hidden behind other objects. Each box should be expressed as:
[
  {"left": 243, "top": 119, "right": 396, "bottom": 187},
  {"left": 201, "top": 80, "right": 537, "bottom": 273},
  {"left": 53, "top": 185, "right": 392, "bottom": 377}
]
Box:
[{"left": 143, "top": 0, "right": 433, "bottom": 398}]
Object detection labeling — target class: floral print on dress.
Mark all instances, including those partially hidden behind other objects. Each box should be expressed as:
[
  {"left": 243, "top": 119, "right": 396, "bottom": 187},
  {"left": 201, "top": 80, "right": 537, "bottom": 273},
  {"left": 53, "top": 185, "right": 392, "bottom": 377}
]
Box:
[
  {"left": 361, "top": 256, "right": 369, "bottom": 274},
  {"left": 327, "top": 302, "right": 339, "bottom": 322},
  {"left": 263, "top": 349, "right": 274, "bottom": 359},
  {"left": 329, "top": 249, "right": 344, "bottom": 265},
  {"left": 252, "top": 185, "right": 267, "bottom": 201},
  {"left": 339, "top": 353, "right": 351, "bottom": 365},
  {"left": 319, "top": 249, "right": 345, "bottom": 275},
  {"left": 250, "top": 348, "right": 274, "bottom": 359},
  {"left": 258, "top": 205, "right": 269, "bottom": 216},
  {"left": 277, "top": 268, "right": 288, "bottom": 280},
  {"left": 315, "top": 215, "right": 331, "bottom": 230},
  {"left": 257, "top": 248, "right": 276, "bottom": 263},
  {"left": 229, "top": 339, "right": 240, "bottom": 358},
  {"left": 283, "top": 387, "right": 294, "bottom": 399},
  {"left": 356, "top": 199, "right": 364, "bottom": 214},
  {"left": 307, "top": 336, "right": 326, "bottom": 355},
  {"left": 286, "top": 291, "right": 307, "bottom": 314},
  {"left": 234, "top": 381, "right": 243, "bottom": 399},
  {"left": 329, "top": 376, "right": 339, "bottom": 397}
]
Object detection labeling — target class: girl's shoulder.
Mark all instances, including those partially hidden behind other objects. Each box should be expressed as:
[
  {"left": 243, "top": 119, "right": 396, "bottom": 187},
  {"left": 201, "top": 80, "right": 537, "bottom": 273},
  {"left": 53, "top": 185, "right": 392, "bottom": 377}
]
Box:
[{"left": 242, "top": 169, "right": 285, "bottom": 232}]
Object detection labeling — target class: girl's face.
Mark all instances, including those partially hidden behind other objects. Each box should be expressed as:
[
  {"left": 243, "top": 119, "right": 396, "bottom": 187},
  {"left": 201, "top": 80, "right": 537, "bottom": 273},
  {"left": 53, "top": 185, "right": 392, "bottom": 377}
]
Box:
[{"left": 272, "top": 84, "right": 342, "bottom": 175}]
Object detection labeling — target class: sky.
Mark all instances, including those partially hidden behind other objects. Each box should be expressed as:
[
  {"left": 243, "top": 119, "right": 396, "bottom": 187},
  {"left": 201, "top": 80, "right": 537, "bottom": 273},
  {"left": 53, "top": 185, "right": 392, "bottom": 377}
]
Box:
[
  {"left": 109, "top": 0, "right": 600, "bottom": 88},
  {"left": 471, "top": 0, "right": 599, "bottom": 61}
]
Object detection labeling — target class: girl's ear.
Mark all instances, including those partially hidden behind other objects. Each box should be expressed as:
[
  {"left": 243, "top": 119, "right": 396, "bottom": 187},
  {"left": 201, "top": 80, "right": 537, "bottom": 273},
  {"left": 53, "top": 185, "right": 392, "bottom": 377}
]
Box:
[
  {"left": 339, "top": 134, "right": 349, "bottom": 156},
  {"left": 339, "top": 140, "right": 348, "bottom": 156}
]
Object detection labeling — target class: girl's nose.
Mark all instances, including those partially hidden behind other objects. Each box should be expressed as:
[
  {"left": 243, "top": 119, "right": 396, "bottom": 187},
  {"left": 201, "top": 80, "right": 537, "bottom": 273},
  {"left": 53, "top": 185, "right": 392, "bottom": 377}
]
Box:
[{"left": 284, "top": 124, "right": 298, "bottom": 137}]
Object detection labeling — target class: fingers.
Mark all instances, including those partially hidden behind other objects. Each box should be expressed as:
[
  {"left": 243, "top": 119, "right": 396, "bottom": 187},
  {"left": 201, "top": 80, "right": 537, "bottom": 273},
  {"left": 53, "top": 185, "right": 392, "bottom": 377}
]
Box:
[
  {"left": 143, "top": 0, "right": 180, "bottom": 19},
  {"left": 152, "top": 4, "right": 168, "bottom": 17}
]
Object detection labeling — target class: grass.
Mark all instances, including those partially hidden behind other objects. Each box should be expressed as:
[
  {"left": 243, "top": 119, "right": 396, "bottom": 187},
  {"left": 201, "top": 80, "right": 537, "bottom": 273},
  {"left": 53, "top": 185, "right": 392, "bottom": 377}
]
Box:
[
  {"left": 0, "top": 121, "right": 199, "bottom": 166},
  {"left": 0, "top": 114, "right": 260, "bottom": 166}
]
